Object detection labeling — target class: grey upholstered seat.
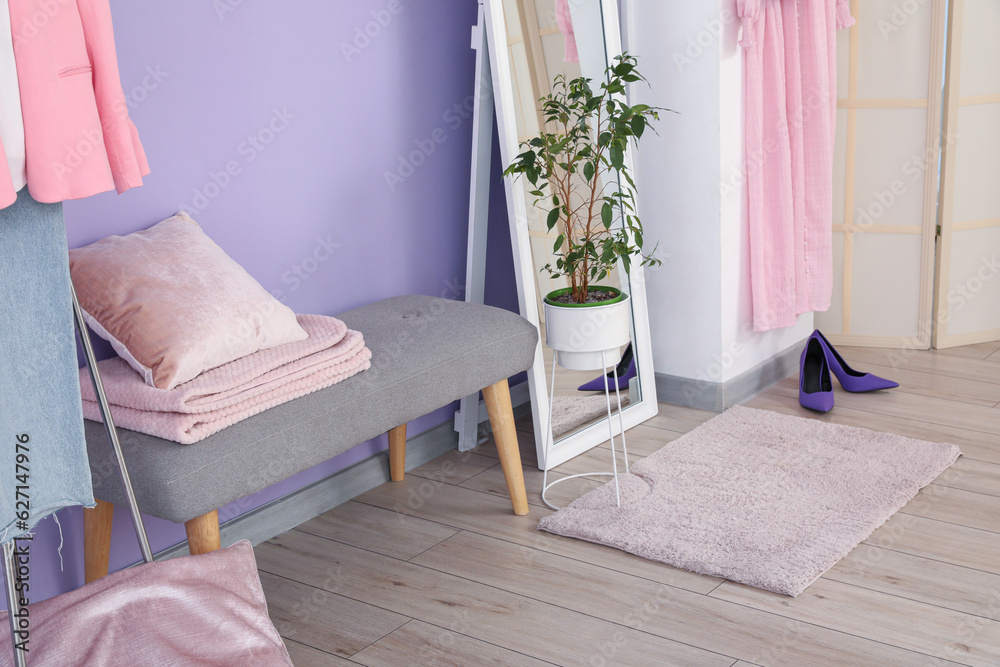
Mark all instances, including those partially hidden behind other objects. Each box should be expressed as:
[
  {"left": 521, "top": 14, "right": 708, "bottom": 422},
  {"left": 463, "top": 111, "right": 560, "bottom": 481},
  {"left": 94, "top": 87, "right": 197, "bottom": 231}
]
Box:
[{"left": 84, "top": 295, "right": 538, "bottom": 524}]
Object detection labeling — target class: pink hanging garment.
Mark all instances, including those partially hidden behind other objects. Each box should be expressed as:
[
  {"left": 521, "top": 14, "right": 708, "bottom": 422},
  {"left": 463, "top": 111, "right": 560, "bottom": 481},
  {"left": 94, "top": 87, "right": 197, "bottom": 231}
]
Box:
[
  {"left": 738, "top": 0, "right": 854, "bottom": 332},
  {"left": 555, "top": 0, "right": 579, "bottom": 63}
]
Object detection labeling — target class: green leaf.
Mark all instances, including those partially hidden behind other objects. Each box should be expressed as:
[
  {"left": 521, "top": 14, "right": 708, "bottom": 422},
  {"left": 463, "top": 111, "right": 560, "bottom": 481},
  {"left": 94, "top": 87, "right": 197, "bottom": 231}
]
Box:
[
  {"left": 630, "top": 116, "right": 645, "bottom": 138},
  {"left": 553, "top": 234, "right": 565, "bottom": 253},
  {"left": 583, "top": 161, "right": 595, "bottom": 182},
  {"left": 546, "top": 207, "right": 560, "bottom": 230},
  {"left": 552, "top": 195, "right": 560, "bottom": 207},
  {"left": 610, "top": 145, "right": 624, "bottom": 170},
  {"left": 601, "top": 202, "right": 613, "bottom": 228}
]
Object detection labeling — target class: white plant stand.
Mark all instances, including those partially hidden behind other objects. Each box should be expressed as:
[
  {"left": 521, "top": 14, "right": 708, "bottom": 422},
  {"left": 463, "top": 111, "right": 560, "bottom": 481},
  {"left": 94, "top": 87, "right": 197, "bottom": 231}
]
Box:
[{"left": 541, "top": 348, "right": 630, "bottom": 509}]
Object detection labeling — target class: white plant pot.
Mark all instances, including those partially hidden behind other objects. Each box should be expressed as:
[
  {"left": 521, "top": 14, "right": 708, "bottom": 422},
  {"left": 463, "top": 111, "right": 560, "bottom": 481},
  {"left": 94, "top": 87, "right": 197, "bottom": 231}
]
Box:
[{"left": 543, "top": 290, "right": 631, "bottom": 371}]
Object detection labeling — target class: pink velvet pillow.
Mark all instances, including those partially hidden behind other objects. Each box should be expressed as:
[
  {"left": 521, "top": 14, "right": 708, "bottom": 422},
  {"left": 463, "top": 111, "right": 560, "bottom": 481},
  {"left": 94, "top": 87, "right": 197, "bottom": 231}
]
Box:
[
  {"left": 69, "top": 212, "right": 308, "bottom": 390},
  {"left": 0, "top": 541, "right": 293, "bottom": 666}
]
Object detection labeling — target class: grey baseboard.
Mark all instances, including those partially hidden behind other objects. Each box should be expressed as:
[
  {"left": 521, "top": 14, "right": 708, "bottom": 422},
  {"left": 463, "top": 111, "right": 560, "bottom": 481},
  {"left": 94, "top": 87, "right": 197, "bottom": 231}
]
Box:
[
  {"left": 155, "top": 420, "right": 458, "bottom": 561},
  {"left": 654, "top": 341, "right": 802, "bottom": 412}
]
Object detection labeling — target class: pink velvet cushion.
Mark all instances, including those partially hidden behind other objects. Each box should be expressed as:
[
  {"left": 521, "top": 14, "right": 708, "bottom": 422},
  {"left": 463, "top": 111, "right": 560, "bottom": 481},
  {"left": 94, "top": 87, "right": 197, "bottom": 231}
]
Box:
[
  {"left": 0, "top": 541, "right": 293, "bottom": 666},
  {"left": 69, "top": 212, "right": 308, "bottom": 389}
]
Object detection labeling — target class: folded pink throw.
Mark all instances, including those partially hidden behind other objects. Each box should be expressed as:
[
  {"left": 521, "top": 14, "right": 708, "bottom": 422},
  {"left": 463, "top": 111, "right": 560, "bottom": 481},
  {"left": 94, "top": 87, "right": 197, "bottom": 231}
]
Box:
[{"left": 80, "top": 314, "right": 372, "bottom": 444}]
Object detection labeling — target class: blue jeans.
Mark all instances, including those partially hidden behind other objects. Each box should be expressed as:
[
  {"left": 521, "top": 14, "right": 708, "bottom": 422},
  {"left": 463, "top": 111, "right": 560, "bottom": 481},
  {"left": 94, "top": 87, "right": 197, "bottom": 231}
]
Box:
[{"left": 0, "top": 187, "right": 94, "bottom": 544}]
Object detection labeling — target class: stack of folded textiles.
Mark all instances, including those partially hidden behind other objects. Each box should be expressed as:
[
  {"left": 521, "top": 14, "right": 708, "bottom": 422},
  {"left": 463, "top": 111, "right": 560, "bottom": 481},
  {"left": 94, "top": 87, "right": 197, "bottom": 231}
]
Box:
[
  {"left": 79, "top": 315, "right": 371, "bottom": 444},
  {"left": 69, "top": 211, "right": 372, "bottom": 444}
]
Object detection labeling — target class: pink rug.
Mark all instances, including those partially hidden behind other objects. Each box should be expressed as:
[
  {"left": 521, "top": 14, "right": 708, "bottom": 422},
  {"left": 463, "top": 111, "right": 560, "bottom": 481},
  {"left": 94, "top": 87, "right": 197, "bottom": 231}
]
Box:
[{"left": 538, "top": 406, "right": 961, "bottom": 596}]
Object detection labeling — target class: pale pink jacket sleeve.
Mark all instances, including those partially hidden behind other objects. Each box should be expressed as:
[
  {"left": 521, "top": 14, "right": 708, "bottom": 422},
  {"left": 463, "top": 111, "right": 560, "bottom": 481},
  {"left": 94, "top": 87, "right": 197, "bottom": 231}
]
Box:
[
  {"left": 835, "top": 0, "right": 856, "bottom": 29},
  {"left": 76, "top": 0, "right": 150, "bottom": 194},
  {"left": 736, "top": 0, "right": 761, "bottom": 48}
]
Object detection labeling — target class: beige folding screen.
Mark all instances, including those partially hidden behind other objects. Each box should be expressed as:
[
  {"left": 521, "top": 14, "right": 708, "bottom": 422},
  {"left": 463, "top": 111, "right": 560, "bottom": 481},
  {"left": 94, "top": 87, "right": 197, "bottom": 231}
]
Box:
[
  {"left": 933, "top": 0, "right": 1000, "bottom": 348},
  {"left": 816, "top": 0, "right": 946, "bottom": 348}
]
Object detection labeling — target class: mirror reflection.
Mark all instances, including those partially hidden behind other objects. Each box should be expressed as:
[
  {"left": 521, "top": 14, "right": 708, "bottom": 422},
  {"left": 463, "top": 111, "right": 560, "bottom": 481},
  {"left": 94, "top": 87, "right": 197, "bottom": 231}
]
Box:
[{"left": 501, "top": 0, "right": 642, "bottom": 442}]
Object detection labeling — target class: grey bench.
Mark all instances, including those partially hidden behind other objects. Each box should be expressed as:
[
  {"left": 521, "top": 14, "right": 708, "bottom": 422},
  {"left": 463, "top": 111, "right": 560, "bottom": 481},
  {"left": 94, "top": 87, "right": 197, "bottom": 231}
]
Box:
[{"left": 82, "top": 295, "right": 538, "bottom": 580}]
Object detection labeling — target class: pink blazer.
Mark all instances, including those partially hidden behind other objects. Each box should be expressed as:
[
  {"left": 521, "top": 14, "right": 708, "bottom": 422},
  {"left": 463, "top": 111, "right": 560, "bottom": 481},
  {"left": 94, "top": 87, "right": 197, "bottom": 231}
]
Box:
[{"left": 0, "top": 0, "right": 149, "bottom": 208}]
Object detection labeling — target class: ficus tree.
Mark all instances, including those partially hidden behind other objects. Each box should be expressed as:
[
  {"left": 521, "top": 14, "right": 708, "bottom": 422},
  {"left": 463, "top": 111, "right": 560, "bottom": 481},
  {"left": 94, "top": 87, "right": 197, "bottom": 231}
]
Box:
[{"left": 504, "top": 53, "right": 664, "bottom": 305}]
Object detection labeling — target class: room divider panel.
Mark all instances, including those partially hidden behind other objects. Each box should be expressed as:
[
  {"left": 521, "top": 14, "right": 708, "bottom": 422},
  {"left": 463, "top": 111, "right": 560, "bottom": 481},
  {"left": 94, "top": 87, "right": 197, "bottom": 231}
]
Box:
[
  {"left": 932, "top": 0, "right": 1000, "bottom": 348},
  {"left": 816, "top": 0, "right": 947, "bottom": 349}
]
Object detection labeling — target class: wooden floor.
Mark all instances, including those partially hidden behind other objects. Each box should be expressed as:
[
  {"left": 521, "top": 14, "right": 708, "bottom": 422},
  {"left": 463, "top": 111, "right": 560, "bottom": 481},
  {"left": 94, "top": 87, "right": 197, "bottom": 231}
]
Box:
[{"left": 255, "top": 342, "right": 1000, "bottom": 666}]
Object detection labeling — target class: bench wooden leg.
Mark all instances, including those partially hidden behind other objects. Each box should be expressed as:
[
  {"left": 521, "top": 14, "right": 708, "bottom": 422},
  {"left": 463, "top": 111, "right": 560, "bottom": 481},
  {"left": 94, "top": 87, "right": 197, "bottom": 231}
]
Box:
[
  {"left": 388, "top": 424, "right": 406, "bottom": 482},
  {"left": 83, "top": 499, "right": 114, "bottom": 583},
  {"left": 482, "top": 378, "right": 529, "bottom": 516},
  {"left": 185, "top": 510, "right": 221, "bottom": 555}
]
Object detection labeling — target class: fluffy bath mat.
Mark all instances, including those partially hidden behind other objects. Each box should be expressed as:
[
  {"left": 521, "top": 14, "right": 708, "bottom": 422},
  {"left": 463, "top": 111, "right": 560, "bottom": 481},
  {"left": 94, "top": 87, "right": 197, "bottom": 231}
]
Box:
[
  {"left": 551, "top": 395, "right": 630, "bottom": 436},
  {"left": 538, "top": 405, "right": 961, "bottom": 596}
]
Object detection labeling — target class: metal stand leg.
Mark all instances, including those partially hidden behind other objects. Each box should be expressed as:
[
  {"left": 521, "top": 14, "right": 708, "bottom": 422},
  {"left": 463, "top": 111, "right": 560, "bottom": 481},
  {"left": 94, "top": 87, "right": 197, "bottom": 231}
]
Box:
[
  {"left": 541, "top": 353, "right": 559, "bottom": 496},
  {"left": 3, "top": 541, "right": 27, "bottom": 667},
  {"left": 601, "top": 350, "right": 621, "bottom": 507},
  {"left": 541, "top": 348, "right": 630, "bottom": 510},
  {"left": 70, "top": 284, "right": 153, "bottom": 565},
  {"left": 612, "top": 358, "right": 629, "bottom": 475}
]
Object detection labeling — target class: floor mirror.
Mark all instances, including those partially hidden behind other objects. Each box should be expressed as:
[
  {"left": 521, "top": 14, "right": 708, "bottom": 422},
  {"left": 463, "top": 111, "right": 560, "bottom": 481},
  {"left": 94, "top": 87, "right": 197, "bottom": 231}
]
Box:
[{"left": 484, "top": 0, "right": 657, "bottom": 470}]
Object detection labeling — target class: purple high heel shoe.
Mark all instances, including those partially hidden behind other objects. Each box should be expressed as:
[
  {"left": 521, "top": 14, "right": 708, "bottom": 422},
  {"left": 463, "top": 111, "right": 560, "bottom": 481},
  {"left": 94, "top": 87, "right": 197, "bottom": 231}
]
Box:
[
  {"left": 799, "top": 336, "right": 834, "bottom": 412},
  {"left": 578, "top": 344, "right": 636, "bottom": 391},
  {"left": 812, "top": 330, "right": 899, "bottom": 392}
]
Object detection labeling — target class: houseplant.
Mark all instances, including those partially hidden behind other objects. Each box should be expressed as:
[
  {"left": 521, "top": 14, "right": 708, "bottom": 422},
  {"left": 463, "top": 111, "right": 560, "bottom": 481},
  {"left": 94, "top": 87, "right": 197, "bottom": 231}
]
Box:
[{"left": 504, "top": 54, "right": 662, "bottom": 370}]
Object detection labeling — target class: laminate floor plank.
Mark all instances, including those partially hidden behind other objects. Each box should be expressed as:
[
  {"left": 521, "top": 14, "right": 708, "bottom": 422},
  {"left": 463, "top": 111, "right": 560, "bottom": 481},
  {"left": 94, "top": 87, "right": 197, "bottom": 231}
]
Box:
[
  {"left": 931, "top": 341, "right": 1000, "bottom": 360},
  {"left": 282, "top": 639, "right": 356, "bottom": 666},
  {"left": 864, "top": 513, "right": 1000, "bottom": 575},
  {"left": 744, "top": 391, "right": 1000, "bottom": 466},
  {"left": 256, "top": 530, "right": 733, "bottom": 667},
  {"left": 826, "top": 543, "right": 1000, "bottom": 621},
  {"left": 839, "top": 345, "right": 1000, "bottom": 380},
  {"left": 711, "top": 577, "right": 1000, "bottom": 666},
  {"left": 408, "top": 449, "right": 500, "bottom": 485},
  {"left": 350, "top": 619, "right": 554, "bottom": 667},
  {"left": 258, "top": 571, "right": 409, "bottom": 658},
  {"left": 295, "top": 500, "right": 458, "bottom": 561},
  {"left": 835, "top": 361, "right": 1000, "bottom": 406},
  {"left": 766, "top": 375, "right": 1000, "bottom": 436},
  {"left": 459, "top": 463, "right": 603, "bottom": 510},
  {"left": 903, "top": 484, "right": 1000, "bottom": 534},
  {"left": 412, "top": 531, "right": 966, "bottom": 667},
  {"left": 356, "top": 476, "right": 722, "bottom": 594}
]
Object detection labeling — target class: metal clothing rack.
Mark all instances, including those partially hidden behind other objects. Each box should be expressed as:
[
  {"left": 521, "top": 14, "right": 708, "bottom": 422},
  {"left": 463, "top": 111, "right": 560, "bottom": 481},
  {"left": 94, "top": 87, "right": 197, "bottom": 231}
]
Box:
[{"left": 1, "top": 284, "right": 155, "bottom": 667}]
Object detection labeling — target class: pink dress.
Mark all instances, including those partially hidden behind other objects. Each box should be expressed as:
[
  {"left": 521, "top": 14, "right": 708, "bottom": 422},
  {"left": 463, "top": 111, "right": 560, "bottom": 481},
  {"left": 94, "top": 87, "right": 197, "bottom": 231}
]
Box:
[{"left": 738, "top": 0, "right": 854, "bottom": 332}]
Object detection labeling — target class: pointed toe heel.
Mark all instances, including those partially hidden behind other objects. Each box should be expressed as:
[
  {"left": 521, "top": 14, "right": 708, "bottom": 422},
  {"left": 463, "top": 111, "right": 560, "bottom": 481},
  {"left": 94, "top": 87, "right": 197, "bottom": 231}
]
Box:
[
  {"left": 577, "top": 344, "right": 635, "bottom": 392},
  {"left": 813, "top": 330, "right": 899, "bottom": 392},
  {"left": 799, "top": 336, "right": 835, "bottom": 412}
]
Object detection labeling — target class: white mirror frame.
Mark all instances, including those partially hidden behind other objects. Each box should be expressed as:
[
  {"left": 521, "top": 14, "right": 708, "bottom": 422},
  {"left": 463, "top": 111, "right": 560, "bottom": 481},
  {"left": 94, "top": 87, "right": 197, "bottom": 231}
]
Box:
[{"left": 483, "top": 0, "right": 658, "bottom": 470}]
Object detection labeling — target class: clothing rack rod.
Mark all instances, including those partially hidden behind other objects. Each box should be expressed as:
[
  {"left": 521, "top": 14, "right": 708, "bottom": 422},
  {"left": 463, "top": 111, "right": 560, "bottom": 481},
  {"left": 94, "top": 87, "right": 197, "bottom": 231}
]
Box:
[
  {"left": 71, "top": 284, "right": 154, "bottom": 565},
  {"left": 2, "top": 540, "right": 27, "bottom": 667}
]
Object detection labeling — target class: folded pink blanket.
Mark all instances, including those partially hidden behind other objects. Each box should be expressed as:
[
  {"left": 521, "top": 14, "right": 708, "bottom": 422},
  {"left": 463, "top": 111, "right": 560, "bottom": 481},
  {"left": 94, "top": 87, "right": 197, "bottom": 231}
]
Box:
[{"left": 80, "top": 314, "right": 372, "bottom": 444}]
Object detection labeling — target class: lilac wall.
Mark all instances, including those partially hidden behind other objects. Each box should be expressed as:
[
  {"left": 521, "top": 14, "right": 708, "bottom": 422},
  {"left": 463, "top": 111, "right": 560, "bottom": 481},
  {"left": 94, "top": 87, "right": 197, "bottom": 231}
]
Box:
[{"left": 12, "top": 0, "right": 520, "bottom": 606}]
